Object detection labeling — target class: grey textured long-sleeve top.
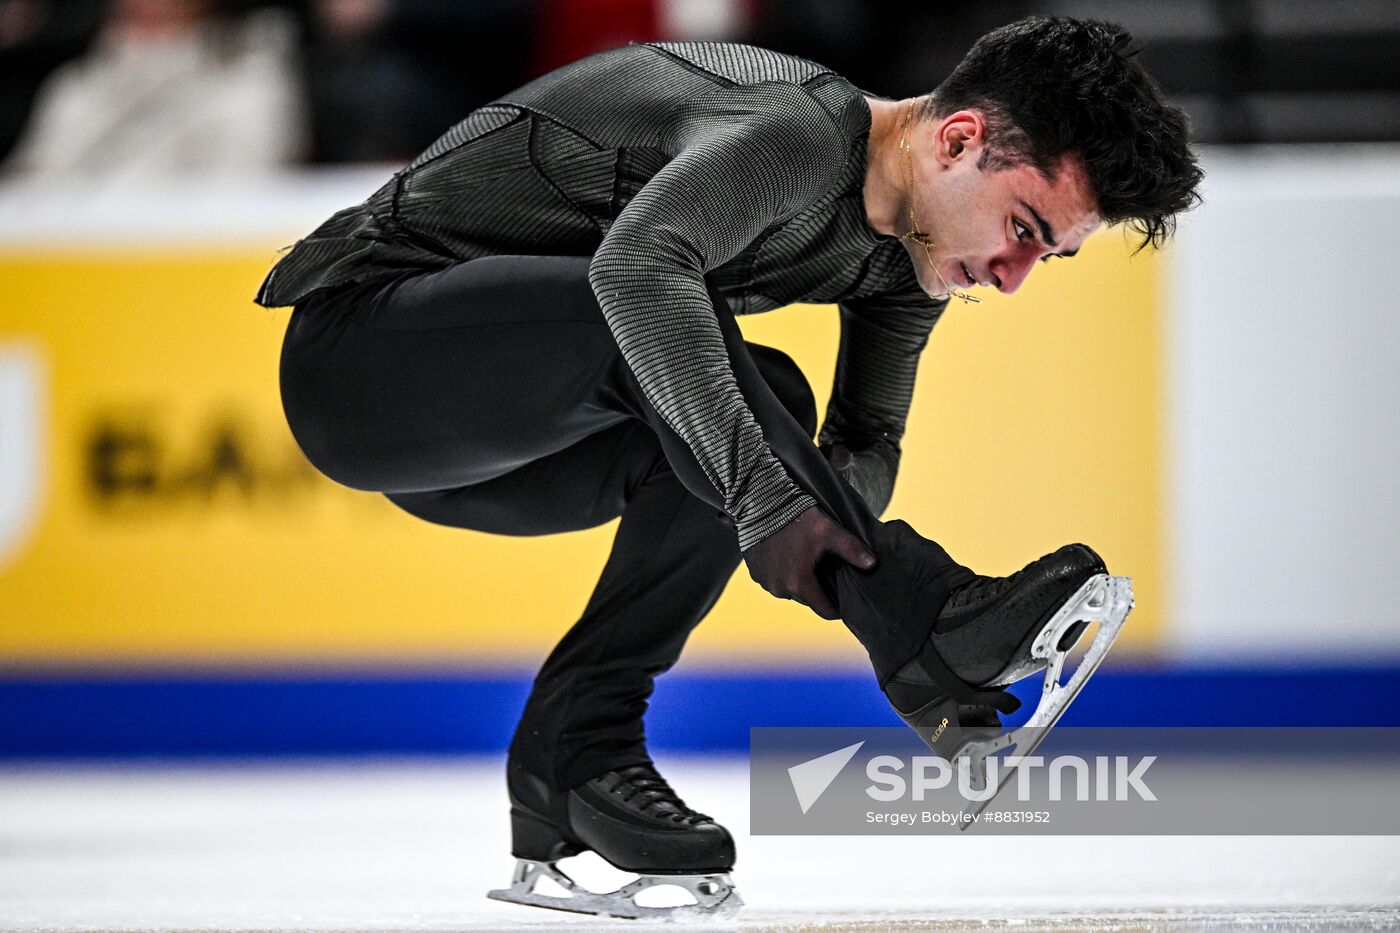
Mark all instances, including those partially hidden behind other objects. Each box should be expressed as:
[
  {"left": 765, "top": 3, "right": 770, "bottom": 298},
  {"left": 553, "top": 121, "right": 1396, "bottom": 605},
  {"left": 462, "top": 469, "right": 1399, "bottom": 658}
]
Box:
[{"left": 255, "top": 40, "right": 949, "bottom": 550}]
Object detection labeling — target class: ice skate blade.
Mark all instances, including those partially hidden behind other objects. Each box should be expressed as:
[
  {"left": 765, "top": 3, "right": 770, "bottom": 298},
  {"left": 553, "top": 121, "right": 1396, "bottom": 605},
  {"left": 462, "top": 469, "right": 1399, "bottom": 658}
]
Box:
[
  {"left": 487, "top": 858, "right": 744, "bottom": 921},
  {"left": 951, "top": 573, "right": 1134, "bottom": 829}
]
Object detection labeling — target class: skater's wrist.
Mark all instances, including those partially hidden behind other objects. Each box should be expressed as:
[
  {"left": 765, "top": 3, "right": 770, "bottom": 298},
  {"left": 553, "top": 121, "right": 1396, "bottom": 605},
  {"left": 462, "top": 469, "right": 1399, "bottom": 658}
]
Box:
[
  {"left": 739, "top": 503, "right": 875, "bottom": 620},
  {"left": 734, "top": 489, "right": 818, "bottom": 552}
]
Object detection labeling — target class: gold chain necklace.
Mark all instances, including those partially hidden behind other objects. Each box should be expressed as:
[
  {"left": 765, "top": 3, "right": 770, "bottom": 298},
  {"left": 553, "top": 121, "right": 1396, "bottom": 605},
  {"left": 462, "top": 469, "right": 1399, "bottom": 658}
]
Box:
[{"left": 897, "top": 100, "right": 980, "bottom": 304}]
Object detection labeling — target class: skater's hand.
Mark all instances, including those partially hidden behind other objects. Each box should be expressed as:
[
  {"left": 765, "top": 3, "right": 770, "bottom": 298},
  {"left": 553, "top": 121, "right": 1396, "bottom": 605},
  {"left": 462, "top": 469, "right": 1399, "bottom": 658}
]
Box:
[{"left": 742, "top": 505, "right": 876, "bottom": 620}]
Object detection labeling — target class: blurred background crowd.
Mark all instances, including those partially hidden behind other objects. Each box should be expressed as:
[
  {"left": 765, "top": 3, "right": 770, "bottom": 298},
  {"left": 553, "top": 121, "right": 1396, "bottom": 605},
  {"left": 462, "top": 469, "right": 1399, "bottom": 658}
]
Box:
[{"left": 3, "top": 0, "right": 1398, "bottom": 180}]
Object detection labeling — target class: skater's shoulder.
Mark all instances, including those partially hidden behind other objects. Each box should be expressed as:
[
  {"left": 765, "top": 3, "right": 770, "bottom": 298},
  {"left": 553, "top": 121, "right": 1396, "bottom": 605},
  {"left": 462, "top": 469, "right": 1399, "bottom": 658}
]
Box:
[
  {"left": 530, "top": 39, "right": 844, "bottom": 89},
  {"left": 640, "top": 40, "right": 869, "bottom": 131},
  {"left": 497, "top": 41, "right": 868, "bottom": 154},
  {"left": 636, "top": 40, "right": 840, "bottom": 87}
]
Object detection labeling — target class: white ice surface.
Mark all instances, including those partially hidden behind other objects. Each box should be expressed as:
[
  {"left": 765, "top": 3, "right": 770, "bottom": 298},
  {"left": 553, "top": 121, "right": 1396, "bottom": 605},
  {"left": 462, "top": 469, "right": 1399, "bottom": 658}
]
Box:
[{"left": 1, "top": 755, "right": 1396, "bottom": 932}]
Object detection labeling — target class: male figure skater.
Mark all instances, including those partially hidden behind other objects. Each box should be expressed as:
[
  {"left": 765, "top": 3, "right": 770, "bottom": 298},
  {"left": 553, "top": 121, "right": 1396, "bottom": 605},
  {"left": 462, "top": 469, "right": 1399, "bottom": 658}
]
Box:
[{"left": 258, "top": 15, "right": 1200, "bottom": 918}]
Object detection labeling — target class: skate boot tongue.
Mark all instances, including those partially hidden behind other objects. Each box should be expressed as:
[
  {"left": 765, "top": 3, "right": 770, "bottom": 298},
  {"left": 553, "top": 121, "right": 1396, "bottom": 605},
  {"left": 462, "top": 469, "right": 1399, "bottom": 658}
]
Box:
[{"left": 600, "top": 764, "right": 712, "bottom": 824}]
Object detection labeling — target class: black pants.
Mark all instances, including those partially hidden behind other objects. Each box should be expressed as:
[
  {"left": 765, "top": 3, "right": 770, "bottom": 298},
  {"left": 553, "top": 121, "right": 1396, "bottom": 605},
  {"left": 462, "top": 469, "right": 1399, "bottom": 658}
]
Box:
[{"left": 279, "top": 254, "right": 973, "bottom": 790}]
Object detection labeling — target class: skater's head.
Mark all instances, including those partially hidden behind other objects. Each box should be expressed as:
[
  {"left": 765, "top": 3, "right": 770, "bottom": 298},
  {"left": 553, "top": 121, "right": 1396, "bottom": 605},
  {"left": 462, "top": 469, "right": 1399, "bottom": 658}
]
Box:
[{"left": 893, "top": 16, "right": 1201, "bottom": 297}]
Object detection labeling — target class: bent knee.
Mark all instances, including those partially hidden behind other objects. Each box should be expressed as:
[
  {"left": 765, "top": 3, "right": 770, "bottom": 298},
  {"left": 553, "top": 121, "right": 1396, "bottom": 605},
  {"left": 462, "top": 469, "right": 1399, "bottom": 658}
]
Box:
[{"left": 384, "top": 482, "right": 619, "bottom": 537}]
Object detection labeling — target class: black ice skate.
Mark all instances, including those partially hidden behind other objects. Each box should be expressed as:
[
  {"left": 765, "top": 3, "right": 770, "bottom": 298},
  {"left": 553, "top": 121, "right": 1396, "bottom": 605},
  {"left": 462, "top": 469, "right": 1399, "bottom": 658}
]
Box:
[
  {"left": 882, "top": 543, "right": 1135, "bottom": 825},
  {"left": 487, "top": 759, "right": 743, "bottom": 919}
]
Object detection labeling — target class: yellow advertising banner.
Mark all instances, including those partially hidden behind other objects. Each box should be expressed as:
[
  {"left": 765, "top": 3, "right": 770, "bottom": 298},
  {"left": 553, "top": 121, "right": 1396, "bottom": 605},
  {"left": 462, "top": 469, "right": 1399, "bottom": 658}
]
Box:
[{"left": 0, "top": 234, "right": 1162, "bottom": 669}]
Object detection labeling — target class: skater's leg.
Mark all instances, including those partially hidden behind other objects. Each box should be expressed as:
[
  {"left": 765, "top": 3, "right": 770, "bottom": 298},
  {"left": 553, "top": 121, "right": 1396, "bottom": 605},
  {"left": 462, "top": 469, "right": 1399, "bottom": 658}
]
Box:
[
  {"left": 385, "top": 420, "right": 742, "bottom": 790},
  {"left": 378, "top": 416, "right": 742, "bottom": 876},
  {"left": 505, "top": 343, "right": 818, "bottom": 791},
  {"left": 383, "top": 418, "right": 664, "bottom": 536},
  {"left": 379, "top": 341, "right": 815, "bottom": 791},
  {"left": 493, "top": 345, "right": 818, "bottom": 881},
  {"left": 278, "top": 256, "right": 639, "bottom": 496},
  {"left": 383, "top": 345, "right": 818, "bottom": 884},
  {"left": 280, "top": 254, "right": 827, "bottom": 511},
  {"left": 505, "top": 443, "right": 740, "bottom": 790}
]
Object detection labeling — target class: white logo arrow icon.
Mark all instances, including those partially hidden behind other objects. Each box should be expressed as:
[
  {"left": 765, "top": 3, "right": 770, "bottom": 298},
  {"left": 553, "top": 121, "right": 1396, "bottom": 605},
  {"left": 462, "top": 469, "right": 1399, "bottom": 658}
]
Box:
[{"left": 787, "top": 741, "right": 864, "bottom": 814}]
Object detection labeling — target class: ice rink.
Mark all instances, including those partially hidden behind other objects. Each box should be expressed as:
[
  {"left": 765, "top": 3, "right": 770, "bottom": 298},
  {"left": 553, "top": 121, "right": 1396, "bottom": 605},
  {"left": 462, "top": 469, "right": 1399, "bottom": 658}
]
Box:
[{"left": 2, "top": 756, "right": 1396, "bottom": 932}]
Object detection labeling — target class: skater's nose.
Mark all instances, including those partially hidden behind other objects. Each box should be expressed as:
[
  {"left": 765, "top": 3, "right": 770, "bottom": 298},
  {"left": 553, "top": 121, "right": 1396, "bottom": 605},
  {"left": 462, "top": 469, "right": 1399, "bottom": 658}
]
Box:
[{"left": 988, "top": 249, "right": 1036, "bottom": 295}]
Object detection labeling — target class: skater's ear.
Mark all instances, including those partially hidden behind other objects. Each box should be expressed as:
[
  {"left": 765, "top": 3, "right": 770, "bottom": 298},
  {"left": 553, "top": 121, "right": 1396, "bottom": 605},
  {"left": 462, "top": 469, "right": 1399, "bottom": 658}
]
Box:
[{"left": 932, "top": 110, "right": 988, "bottom": 166}]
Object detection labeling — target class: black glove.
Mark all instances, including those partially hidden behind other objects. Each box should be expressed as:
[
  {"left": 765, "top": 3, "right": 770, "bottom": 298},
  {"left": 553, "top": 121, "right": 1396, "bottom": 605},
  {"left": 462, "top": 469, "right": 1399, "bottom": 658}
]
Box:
[
  {"left": 741, "top": 505, "right": 876, "bottom": 619},
  {"left": 821, "top": 442, "right": 897, "bottom": 517}
]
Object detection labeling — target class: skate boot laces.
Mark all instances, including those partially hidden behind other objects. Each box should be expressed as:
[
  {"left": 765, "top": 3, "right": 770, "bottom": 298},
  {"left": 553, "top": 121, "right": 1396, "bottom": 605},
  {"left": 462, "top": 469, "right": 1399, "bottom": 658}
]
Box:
[
  {"left": 603, "top": 764, "right": 713, "bottom": 824},
  {"left": 943, "top": 573, "right": 1015, "bottom": 614}
]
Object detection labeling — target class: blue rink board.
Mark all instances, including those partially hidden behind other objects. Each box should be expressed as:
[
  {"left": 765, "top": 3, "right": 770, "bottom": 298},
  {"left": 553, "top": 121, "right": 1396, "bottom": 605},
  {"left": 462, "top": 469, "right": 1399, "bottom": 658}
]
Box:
[{"left": 1, "top": 665, "right": 1398, "bottom": 757}]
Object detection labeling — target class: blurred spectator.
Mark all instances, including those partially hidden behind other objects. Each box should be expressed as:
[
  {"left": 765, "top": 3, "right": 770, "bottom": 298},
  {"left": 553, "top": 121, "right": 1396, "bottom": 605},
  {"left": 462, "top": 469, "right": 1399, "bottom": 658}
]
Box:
[
  {"left": 0, "top": 0, "right": 103, "bottom": 162},
  {"left": 298, "top": 0, "right": 751, "bottom": 164},
  {"left": 299, "top": 0, "right": 531, "bottom": 163},
  {"left": 3, "top": 0, "right": 306, "bottom": 181}
]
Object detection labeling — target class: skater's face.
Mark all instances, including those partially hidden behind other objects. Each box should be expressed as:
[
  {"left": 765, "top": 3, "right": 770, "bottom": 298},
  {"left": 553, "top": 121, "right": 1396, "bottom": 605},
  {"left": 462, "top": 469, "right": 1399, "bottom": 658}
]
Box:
[{"left": 902, "top": 108, "right": 1102, "bottom": 299}]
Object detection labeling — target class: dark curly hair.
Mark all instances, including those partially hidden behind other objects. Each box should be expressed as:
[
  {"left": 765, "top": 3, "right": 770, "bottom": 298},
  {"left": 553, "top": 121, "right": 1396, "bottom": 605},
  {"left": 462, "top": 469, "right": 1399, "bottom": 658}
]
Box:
[{"left": 923, "top": 16, "right": 1203, "bottom": 251}]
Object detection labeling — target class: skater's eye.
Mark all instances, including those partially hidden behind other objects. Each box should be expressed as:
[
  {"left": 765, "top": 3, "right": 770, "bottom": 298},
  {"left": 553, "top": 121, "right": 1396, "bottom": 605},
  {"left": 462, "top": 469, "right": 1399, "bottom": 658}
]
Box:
[
  {"left": 1013, "top": 218, "right": 1034, "bottom": 242},
  {"left": 1040, "top": 246, "right": 1079, "bottom": 263}
]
